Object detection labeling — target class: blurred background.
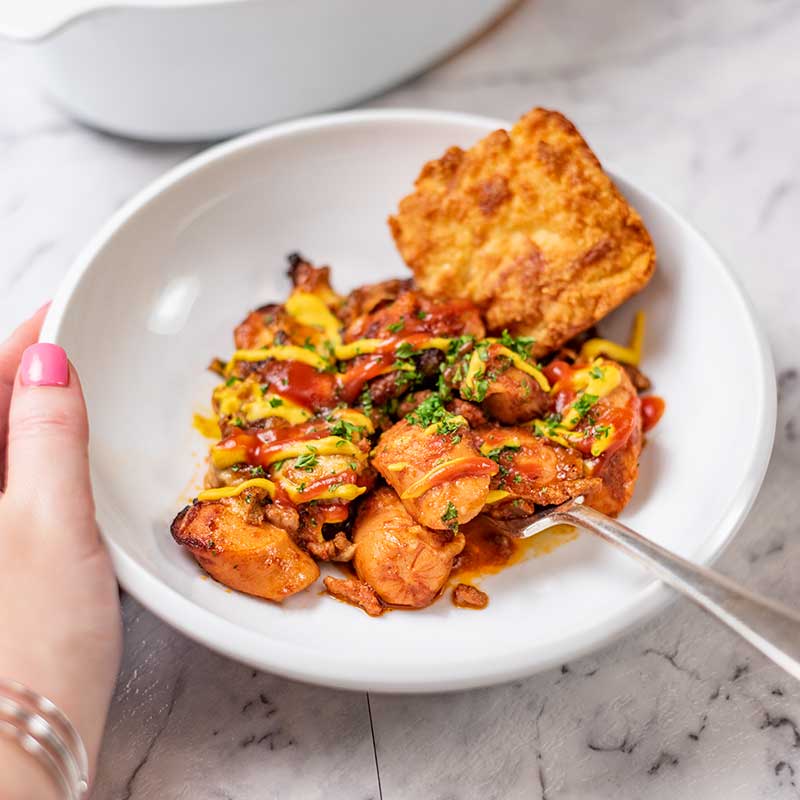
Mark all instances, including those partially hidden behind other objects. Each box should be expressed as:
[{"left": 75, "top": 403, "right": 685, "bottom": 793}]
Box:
[{"left": 2, "top": 1, "right": 800, "bottom": 797}]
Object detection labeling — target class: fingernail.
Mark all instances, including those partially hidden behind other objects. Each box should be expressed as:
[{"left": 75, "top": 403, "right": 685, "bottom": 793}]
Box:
[{"left": 20, "top": 343, "right": 69, "bottom": 387}]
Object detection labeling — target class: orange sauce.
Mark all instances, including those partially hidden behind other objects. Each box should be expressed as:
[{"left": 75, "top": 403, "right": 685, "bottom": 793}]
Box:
[{"left": 452, "top": 518, "right": 578, "bottom": 583}]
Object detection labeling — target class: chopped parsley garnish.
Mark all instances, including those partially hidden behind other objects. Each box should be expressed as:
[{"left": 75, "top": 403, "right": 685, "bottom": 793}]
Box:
[
  {"left": 395, "top": 341, "right": 416, "bottom": 360},
  {"left": 485, "top": 442, "right": 521, "bottom": 462},
  {"left": 225, "top": 376, "right": 241, "bottom": 387},
  {"left": 269, "top": 396, "right": 283, "bottom": 408},
  {"left": 301, "top": 337, "right": 317, "bottom": 352},
  {"left": 593, "top": 424, "right": 611, "bottom": 439},
  {"left": 589, "top": 365, "right": 604, "bottom": 380},
  {"left": 359, "top": 386, "right": 373, "bottom": 416},
  {"left": 544, "top": 412, "right": 562, "bottom": 432},
  {"left": 387, "top": 320, "right": 405, "bottom": 334},
  {"left": 499, "top": 329, "right": 536, "bottom": 358},
  {"left": 295, "top": 447, "right": 319, "bottom": 471},
  {"left": 250, "top": 465, "right": 266, "bottom": 477},
  {"left": 572, "top": 393, "right": 599, "bottom": 422},
  {"left": 405, "top": 394, "right": 465, "bottom": 436},
  {"left": 329, "top": 418, "right": 361, "bottom": 441},
  {"left": 465, "top": 377, "right": 490, "bottom": 403},
  {"left": 441, "top": 501, "right": 459, "bottom": 530},
  {"left": 436, "top": 371, "right": 453, "bottom": 402},
  {"left": 231, "top": 416, "right": 245, "bottom": 428},
  {"left": 416, "top": 309, "right": 428, "bottom": 320}
]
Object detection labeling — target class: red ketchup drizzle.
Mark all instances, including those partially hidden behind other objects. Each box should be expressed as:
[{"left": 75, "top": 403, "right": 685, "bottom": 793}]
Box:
[
  {"left": 543, "top": 360, "right": 577, "bottom": 413},
  {"left": 217, "top": 422, "right": 331, "bottom": 469},
  {"left": 260, "top": 360, "right": 337, "bottom": 411},
  {"left": 338, "top": 353, "right": 395, "bottom": 404},
  {"left": 337, "top": 334, "right": 444, "bottom": 403}
]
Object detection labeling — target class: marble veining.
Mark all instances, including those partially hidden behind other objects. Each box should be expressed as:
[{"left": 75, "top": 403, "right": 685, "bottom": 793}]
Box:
[{"left": 2, "top": 0, "right": 800, "bottom": 797}]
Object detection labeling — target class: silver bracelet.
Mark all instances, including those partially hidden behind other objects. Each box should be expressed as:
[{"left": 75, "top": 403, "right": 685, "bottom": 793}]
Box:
[{"left": 0, "top": 680, "right": 88, "bottom": 800}]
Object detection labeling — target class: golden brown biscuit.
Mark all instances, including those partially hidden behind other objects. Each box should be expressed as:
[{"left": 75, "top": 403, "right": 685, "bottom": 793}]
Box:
[{"left": 389, "top": 108, "right": 656, "bottom": 356}]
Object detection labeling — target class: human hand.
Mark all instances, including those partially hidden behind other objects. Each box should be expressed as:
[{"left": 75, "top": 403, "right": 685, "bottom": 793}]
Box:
[{"left": 0, "top": 307, "right": 122, "bottom": 799}]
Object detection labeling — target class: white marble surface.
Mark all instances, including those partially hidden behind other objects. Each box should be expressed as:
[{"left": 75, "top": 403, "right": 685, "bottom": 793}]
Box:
[{"left": 3, "top": 0, "right": 800, "bottom": 797}]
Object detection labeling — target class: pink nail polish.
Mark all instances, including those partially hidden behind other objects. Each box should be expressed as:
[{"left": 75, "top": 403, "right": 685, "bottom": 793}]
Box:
[{"left": 20, "top": 343, "right": 69, "bottom": 387}]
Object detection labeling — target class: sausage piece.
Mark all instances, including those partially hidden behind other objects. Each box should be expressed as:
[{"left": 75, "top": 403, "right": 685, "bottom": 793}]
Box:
[
  {"left": 171, "top": 497, "right": 319, "bottom": 602},
  {"left": 353, "top": 487, "right": 464, "bottom": 608}
]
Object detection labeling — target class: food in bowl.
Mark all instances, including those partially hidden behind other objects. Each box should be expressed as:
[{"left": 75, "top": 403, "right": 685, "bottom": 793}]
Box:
[{"left": 171, "top": 108, "right": 665, "bottom": 616}]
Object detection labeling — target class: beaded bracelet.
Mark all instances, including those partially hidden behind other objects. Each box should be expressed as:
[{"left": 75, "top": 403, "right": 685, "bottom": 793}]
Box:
[{"left": 0, "top": 680, "right": 88, "bottom": 799}]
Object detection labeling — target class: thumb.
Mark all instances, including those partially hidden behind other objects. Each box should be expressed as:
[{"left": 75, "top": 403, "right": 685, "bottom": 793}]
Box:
[{"left": 5, "top": 343, "right": 96, "bottom": 531}]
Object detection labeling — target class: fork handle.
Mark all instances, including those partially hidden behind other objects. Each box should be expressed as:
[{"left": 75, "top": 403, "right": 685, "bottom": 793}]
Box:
[{"left": 551, "top": 502, "right": 800, "bottom": 680}]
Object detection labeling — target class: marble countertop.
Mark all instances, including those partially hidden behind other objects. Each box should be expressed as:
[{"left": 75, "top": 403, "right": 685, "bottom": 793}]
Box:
[{"left": 3, "top": 0, "right": 800, "bottom": 797}]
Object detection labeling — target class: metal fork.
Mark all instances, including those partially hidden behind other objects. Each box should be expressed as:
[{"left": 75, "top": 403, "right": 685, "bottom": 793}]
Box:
[{"left": 505, "top": 496, "right": 800, "bottom": 681}]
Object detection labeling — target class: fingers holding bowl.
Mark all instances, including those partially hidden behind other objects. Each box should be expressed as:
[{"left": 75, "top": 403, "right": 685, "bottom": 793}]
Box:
[
  {"left": 4, "top": 342, "right": 98, "bottom": 547},
  {"left": 0, "top": 305, "right": 49, "bottom": 483}
]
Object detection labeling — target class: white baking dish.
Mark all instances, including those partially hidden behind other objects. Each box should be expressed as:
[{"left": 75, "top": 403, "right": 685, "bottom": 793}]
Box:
[{"left": 1, "top": 0, "right": 513, "bottom": 141}]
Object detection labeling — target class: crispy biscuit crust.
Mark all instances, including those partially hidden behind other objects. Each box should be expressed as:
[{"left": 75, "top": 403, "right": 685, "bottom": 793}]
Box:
[{"left": 389, "top": 108, "right": 656, "bottom": 356}]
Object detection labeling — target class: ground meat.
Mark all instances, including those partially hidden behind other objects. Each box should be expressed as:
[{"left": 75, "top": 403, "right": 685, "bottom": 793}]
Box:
[
  {"left": 324, "top": 576, "right": 384, "bottom": 616},
  {"left": 367, "top": 371, "right": 407, "bottom": 406},
  {"left": 418, "top": 349, "right": 444, "bottom": 379},
  {"left": 305, "top": 532, "right": 357, "bottom": 562},
  {"left": 452, "top": 583, "right": 489, "bottom": 609},
  {"left": 339, "top": 279, "right": 411, "bottom": 332},
  {"left": 264, "top": 503, "right": 299, "bottom": 534},
  {"left": 397, "top": 390, "right": 434, "bottom": 417},
  {"left": 447, "top": 398, "right": 487, "bottom": 427},
  {"left": 622, "top": 363, "right": 652, "bottom": 392}
]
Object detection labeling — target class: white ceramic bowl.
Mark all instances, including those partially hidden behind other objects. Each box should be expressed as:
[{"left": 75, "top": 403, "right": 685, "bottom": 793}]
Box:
[
  {"left": 2, "top": 0, "right": 512, "bottom": 141},
  {"left": 41, "top": 110, "right": 776, "bottom": 692}
]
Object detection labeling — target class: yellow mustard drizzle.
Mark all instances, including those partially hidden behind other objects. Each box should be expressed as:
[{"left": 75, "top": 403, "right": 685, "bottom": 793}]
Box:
[
  {"left": 560, "top": 362, "right": 621, "bottom": 429},
  {"left": 283, "top": 482, "right": 366, "bottom": 504},
  {"left": 479, "top": 436, "right": 521, "bottom": 456},
  {"left": 532, "top": 360, "right": 622, "bottom": 453},
  {"left": 225, "top": 345, "right": 330, "bottom": 375},
  {"left": 210, "top": 445, "right": 249, "bottom": 470},
  {"left": 327, "top": 407, "right": 374, "bottom": 433},
  {"left": 333, "top": 336, "right": 451, "bottom": 361},
  {"left": 197, "top": 478, "right": 276, "bottom": 501},
  {"left": 485, "top": 489, "right": 511, "bottom": 504},
  {"left": 462, "top": 344, "right": 550, "bottom": 397},
  {"left": 490, "top": 344, "right": 550, "bottom": 391},
  {"left": 213, "top": 379, "right": 311, "bottom": 425},
  {"left": 193, "top": 413, "right": 221, "bottom": 440},
  {"left": 284, "top": 290, "right": 343, "bottom": 346},
  {"left": 579, "top": 311, "right": 645, "bottom": 366}
]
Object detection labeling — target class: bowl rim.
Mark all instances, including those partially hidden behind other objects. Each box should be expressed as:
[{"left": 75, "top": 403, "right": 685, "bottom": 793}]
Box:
[{"left": 40, "top": 108, "right": 777, "bottom": 692}]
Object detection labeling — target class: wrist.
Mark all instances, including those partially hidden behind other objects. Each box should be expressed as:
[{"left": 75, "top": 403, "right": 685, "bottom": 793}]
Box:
[{"left": 0, "top": 737, "right": 61, "bottom": 800}]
